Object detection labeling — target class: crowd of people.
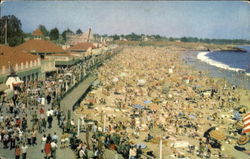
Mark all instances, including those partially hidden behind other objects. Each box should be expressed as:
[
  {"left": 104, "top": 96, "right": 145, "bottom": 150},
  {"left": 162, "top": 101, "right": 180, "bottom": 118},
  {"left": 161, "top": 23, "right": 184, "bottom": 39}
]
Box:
[
  {"left": 0, "top": 45, "right": 249, "bottom": 159},
  {"left": 76, "top": 46, "right": 249, "bottom": 159},
  {"left": 0, "top": 49, "right": 118, "bottom": 159}
]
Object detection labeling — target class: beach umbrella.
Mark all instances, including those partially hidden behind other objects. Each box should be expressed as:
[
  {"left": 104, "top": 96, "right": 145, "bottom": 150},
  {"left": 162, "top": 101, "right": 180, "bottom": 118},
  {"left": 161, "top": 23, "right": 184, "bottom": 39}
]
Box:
[
  {"left": 242, "top": 112, "right": 250, "bottom": 134},
  {"left": 237, "top": 136, "right": 249, "bottom": 145},
  {"left": 144, "top": 100, "right": 152, "bottom": 104},
  {"left": 137, "top": 79, "right": 146, "bottom": 86},
  {"left": 188, "top": 114, "right": 197, "bottom": 119},
  {"left": 87, "top": 99, "right": 96, "bottom": 104},
  {"left": 150, "top": 137, "right": 168, "bottom": 144},
  {"left": 65, "top": 72, "right": 72, "bottom": 76},
  {"left": 152, "top": 98, "right": 161, "bottom": 104},
  {"left": 134, "top": 143, "right": 147, "bottom": 149},
  {"left": 204, "top": 127, "right": 216, "bottom": 138},
  {"left": 133, "top": 104, "right": 144, "bottom": 109},
  {"left": 233, "top": 111, "right": 241, "bottom": 121},
  {"left": 149, "top": 104, "right": 160, "bottom": 111},
  {"left": 209, "top": 130, "right": 226, "bottom": 141}
]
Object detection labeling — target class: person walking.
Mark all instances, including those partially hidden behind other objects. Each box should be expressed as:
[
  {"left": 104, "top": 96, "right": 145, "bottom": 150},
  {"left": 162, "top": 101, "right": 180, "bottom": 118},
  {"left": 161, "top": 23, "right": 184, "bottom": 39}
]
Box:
[
  {"left": 46, "top": 95, "right": 51, "bottom": 105},
  {"left": 31, "top": 128, "right": 37, "bottom": 145},
  {"left": 21, "top": 143, "right": 28, "bottom": 159},
  {"left": 3, "top": 133, "right": 9, "bottom": 149},
  {"left": 93, "top": 147, "right": 99, "bottom": 159},
  {"left": 52, "top": 132, "right": 58, "bottom": 143},
  {"left": 47, "top": 115, "right": 53, "bottom": 129},
  {"left": 51, "top": 140, "right": 58, "bottom": 159},
  {"left": 41, "top": 134, "right": 47, "bottom": 153},
  {"left": 10, "top": 133, "right": 16, "bottom": 149},
  {"left": 44, "top": 140, "right": 51, "bottom": 159},
  {"left": 21, "top": 117, "right": 27, "bottom": 132},
  {"left": 15, "top": 145, "right": 21, "bottom": 159}
]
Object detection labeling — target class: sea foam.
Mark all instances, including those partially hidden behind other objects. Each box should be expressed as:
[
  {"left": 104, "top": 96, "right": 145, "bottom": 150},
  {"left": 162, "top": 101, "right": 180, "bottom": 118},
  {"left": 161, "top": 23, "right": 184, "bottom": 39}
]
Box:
[{"left": 197, "top": 52, "right": 250, "bottom": 76}]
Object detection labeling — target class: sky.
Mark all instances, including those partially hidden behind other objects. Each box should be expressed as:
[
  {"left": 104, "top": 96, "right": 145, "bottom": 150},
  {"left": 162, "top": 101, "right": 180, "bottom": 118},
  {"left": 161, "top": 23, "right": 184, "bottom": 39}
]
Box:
[{"left": 1, "top": 1, "right": 250, "bottom": 40}]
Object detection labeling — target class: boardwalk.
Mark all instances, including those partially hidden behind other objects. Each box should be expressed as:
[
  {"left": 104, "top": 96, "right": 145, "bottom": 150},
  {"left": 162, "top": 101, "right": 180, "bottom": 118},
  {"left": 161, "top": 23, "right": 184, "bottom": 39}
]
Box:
[{"left": 60, "top": 75, "right": 96, "bottom": 115}]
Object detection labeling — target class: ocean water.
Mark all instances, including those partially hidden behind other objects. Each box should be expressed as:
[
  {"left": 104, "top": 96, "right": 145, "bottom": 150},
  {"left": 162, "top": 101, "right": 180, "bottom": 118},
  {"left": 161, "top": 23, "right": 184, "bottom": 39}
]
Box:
[
  {"left": 206, "top": 46, "right": 250, "bottom": 74},
  {"left": 183, "top": 46, "right": 250, "bottom": 89}
]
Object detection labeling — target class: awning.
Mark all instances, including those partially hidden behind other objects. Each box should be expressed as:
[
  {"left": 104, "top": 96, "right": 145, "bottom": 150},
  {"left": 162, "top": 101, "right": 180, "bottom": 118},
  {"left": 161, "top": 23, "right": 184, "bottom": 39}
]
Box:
[
  {"left": 0, "top": 84, "right": 8, "bottom": 92},
  {"left": 5, "top": 76, "right": 24, "bottom": 89}
]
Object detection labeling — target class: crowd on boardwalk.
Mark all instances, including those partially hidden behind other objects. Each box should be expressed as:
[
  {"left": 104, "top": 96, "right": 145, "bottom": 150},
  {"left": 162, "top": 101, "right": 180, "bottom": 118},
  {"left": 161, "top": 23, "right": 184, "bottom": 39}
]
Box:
[
  {"left": 0, "top": 49, "right": 117, "bottom": 159},
  {"left": 76, "top": 46, "right": 250, "bottom": 159}
]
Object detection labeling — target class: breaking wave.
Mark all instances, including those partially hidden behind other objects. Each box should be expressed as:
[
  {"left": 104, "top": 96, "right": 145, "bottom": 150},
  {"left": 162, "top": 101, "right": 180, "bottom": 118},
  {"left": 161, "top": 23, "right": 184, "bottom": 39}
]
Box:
[{"left": 197, "top": 52, "right": 250, "bottom": 76}]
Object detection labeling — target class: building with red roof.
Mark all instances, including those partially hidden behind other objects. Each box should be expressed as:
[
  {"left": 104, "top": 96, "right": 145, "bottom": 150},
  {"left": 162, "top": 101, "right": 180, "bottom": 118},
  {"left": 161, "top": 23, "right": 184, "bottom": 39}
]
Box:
[
  {"left": 0, "top": 45, "right": 41, "bottom": 84},
  {"left": 16, "top": 39, "right": 65, "bottom": 57},
  {"left": 32, "top": 28, "right": 44, "bottom": 39}
]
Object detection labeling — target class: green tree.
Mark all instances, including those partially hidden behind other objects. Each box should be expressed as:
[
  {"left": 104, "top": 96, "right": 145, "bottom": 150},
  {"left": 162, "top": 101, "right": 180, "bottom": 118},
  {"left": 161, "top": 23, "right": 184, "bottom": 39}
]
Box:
[
  {"left": 76, "top": 29, "right": 82, "bottom": 34},
  {"left": 112, "top": 34, "right": 120, "bottom": 40},
  {"left": 62, "top": 28, "right": 73, "bottom": 40},
  {"left": 49, "top": 27, "right": 59, "bottom": 40},
  {"left": 127, "top": 32, "right": 141, "bottom": 41},
  {"left": 0, "top": 15, "right": 24, "bottom": 46},
  {"left": 180, "top": 37, "right": 188, "bottom": 42},
  {"left": 38, "top": 24, "right": 49, "bottom": 36}
]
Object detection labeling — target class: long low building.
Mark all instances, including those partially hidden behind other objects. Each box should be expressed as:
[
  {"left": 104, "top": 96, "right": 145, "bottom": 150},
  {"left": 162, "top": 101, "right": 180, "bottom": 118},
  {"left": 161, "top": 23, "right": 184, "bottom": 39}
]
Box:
[{"left": 0, "top": 45, "right": 42, "bottom": 84}]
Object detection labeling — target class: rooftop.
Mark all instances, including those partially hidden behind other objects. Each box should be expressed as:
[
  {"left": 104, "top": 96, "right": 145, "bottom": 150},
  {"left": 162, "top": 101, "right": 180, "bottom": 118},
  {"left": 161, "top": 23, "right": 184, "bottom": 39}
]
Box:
[
  {"left": 67, "top": 42, "right": 96, "bottom": 51},
  {"left": 32, "top": 28, "right": 44, "bottom": 36},
  {"left": 15, "top": 39, "right": 65, "bottom": 54},
  {"left": 0, "top": 45, "right": 39, "bottom": 68}
]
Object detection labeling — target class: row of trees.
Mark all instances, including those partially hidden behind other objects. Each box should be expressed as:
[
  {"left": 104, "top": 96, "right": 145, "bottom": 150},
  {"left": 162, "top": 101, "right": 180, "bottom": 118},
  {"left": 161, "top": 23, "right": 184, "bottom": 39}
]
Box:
[
  {"left": 38, "top": 25, "right": 83, "bottom": 41},
  {"left": 108, "top": 33, "right": 250, "bottom": 45},
  {"left": 1, "top": 15, "right": 250, "bottom": 46},
  {"left": 0, "top": 15, "right": 85, "bottom": 46}
]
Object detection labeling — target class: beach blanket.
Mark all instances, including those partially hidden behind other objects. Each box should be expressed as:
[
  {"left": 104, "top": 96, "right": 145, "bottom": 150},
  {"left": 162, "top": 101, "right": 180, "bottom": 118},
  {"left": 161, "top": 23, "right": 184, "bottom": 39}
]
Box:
[{"left": 171, "top": 141, "right": 189, "bottom": 148}]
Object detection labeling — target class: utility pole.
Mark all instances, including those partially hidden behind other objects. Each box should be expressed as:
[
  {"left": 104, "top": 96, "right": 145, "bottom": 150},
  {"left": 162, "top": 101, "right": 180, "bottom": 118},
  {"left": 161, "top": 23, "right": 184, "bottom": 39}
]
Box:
[{"left": 5, "top": 18, "right": 7, "bottom": 45}]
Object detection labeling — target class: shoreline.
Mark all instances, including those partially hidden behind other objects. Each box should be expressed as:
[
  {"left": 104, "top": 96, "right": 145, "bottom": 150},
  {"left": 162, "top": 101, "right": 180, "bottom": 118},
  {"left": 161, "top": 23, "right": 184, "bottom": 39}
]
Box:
[
  {"left": 197, "top": 51, "right": 250, "bottom": 76},
  {"left": 182, "top": 50, "right": 250, "bottom": 90}
]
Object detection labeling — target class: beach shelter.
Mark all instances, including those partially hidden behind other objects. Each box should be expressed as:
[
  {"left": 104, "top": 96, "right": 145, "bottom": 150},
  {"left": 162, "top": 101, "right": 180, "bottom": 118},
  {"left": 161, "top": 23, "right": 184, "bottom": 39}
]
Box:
[
  {"left": 242, "top": 112, "right": 250, "bottom": 134},
  {"left": 5, "top": 65, "right": 24, "bottom": 90},
  {"left": 5, "top": 75, "right": 24, "bottom": 90}
]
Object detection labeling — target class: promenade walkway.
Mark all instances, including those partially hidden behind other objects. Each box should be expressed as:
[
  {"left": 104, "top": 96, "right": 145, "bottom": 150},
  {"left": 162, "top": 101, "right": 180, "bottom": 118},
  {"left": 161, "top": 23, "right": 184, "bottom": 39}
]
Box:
[{"left": 60, "top": 75, "right": 96, "bottom": 115}]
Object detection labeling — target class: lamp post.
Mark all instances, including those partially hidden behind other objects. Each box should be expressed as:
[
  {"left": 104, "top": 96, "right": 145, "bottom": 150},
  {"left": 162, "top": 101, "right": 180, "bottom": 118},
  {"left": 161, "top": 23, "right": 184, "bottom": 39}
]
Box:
[
  {"left": 159, "top": 138, "right": 163, "bottom": 159},
  {"left": 77, "top": 118, "right": 80, "bottom": 137}
]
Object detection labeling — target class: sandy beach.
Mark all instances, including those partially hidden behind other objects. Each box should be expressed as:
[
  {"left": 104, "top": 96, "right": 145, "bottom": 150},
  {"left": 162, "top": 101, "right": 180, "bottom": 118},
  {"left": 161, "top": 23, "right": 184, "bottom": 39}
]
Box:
[{"left": 76, "top": 45, "right": 250, "bottom": 159}]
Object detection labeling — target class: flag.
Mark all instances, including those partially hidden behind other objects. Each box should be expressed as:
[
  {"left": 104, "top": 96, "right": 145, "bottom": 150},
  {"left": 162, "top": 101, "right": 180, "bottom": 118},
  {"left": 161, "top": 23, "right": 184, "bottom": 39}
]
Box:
[{"left": 242, "top": 112, "right": 250, "bottom": 134}]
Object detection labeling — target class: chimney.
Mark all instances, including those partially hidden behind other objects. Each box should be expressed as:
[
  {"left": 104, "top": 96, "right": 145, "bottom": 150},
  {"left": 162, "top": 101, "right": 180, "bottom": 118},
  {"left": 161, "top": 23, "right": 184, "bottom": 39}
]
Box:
[{"left": 87, "top": 28, "right": 91, "bottom": 42}]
